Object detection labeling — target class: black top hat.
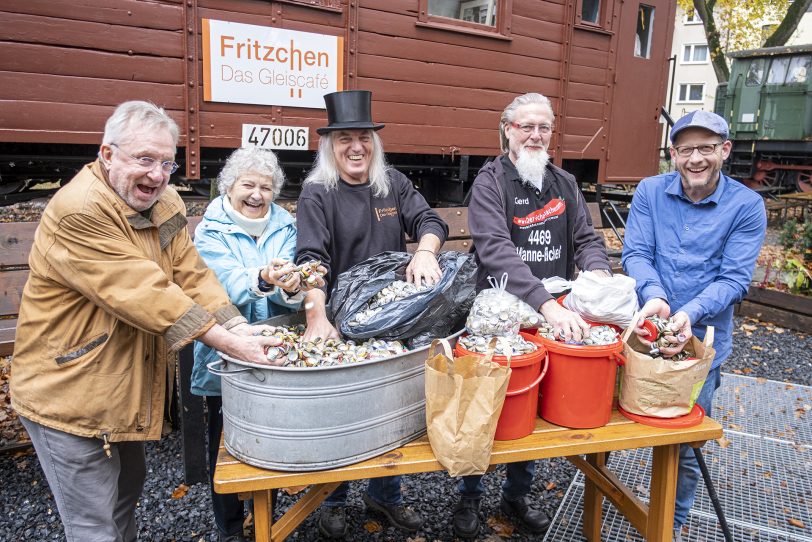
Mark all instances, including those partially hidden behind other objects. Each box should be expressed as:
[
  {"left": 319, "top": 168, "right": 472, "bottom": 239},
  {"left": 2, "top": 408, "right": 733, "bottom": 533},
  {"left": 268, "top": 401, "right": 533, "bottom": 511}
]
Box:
[{"left": 316, "top": 90, "right": 385, "bottom": 135}]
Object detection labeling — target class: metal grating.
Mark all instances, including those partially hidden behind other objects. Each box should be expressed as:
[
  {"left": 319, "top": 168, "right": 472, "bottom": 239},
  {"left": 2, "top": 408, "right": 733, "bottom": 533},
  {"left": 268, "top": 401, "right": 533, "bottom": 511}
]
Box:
[{"left": 543, "top": 374, "right": 812, "bottom": 542}]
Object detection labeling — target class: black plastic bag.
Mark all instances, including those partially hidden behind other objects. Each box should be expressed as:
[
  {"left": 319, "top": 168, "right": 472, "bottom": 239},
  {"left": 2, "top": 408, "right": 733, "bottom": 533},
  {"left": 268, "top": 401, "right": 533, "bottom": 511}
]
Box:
[{"left": 327, "top": 251, "right": 477, "bottom": 343}]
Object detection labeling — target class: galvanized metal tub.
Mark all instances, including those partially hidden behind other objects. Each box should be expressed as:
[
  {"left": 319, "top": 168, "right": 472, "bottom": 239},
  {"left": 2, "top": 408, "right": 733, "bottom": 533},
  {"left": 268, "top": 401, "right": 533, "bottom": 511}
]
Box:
[{"left": 210, "top": 312, "right": 462, "bottom": 471}]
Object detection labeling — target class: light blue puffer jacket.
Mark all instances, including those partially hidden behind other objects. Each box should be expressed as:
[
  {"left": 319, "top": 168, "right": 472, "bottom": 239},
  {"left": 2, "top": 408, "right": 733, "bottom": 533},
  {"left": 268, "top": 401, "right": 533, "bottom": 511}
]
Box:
[{"left": 191, "top": 196, "right": 300, "bottom": 395}]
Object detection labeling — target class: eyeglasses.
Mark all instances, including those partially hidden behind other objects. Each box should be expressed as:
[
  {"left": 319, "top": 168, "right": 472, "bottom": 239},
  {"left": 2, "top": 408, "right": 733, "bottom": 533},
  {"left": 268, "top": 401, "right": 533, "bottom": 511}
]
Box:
[
  {"left": 511, "top": 122, "right": 553, "bottom": 135},
  {"left": 672, "top": 142, "right": 723, "bottom": 158},
  {"left": 110, "top": 143, "right": 179, "bottom": 174}
]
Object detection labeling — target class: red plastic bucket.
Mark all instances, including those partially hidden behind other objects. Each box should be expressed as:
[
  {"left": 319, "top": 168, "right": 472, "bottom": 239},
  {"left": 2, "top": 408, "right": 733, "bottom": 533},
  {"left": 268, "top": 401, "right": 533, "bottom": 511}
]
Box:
[
  {"left": 532, "top": 326, "right": 625, "bottom": 429},
  {"left": 454, "top": 332, "right": 548, "bottom": 440}
]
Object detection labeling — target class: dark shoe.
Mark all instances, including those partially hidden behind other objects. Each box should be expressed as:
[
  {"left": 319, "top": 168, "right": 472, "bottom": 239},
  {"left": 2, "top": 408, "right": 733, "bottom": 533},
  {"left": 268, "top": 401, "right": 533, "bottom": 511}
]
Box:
[
  {"left": 500, "top": 495, "right": 551, "bottom": 533},
  {"left": 318, "top": 506, "right": 348, "bottom": 538},
  {"left": 452, "top": 497, "right": 482, "bottom": 539},
  {"left": 218, "top": 532, "right": 247, "bottom": 542},
  {"left": 362, "top": 493, "right": 423, "bottom": 532}
]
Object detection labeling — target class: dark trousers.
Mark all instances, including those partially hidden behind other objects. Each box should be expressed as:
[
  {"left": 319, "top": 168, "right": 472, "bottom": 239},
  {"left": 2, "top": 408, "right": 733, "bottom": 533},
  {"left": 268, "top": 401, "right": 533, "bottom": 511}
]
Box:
[{"left": 206, "top": 396, "right": 245, "bottom": 537}]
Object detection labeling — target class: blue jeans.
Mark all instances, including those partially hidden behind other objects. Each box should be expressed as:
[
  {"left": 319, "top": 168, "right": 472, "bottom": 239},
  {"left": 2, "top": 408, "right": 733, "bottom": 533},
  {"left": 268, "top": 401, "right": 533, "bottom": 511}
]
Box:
[
  {"left": 324, "top": 476, "right": 403, "bottom": 507},
  {"left": 674, "top": 366, "right": 722, "bottom": 529},
  {"left": 458, "top": 461, "right": 536, "bottom": 500}
]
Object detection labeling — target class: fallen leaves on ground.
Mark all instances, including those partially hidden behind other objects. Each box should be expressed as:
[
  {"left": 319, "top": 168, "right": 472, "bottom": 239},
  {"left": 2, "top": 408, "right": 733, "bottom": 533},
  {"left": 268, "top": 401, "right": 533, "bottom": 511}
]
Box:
[
  {"left": 486, "top": 515, "right": 515, "bottom": 537},
  {"left": 788, "top": 518, "right": 806, "bottom": 529},
  {"left": 281, "top": 485, "right": 308, "bottom": 495},
  {"left": 717, "top": 436, "right": 732, "bottom": 448},
  {"left": 170, "top": 484, "right": 189, "bottom": 499},
  {"left": 545, "top": 481, "right": 556, "bottom": 490},
  {"left": 363, "top": 520, "right": 382, "bottom": 533}
]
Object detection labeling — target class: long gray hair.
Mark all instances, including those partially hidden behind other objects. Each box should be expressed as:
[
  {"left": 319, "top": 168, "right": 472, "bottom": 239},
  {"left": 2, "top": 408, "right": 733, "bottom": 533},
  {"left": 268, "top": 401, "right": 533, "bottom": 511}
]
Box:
[
  {"left": 499, "top": 93, "right": 555, "bottom": 153},
  {"left": 217, "top": 147, "right": 286, "bottom": 199},
  {"left": 304, "top": 130, "right": 390, "bottom": 197},
  {"left": 102, "top": 101, "right": 179, "bottom": 149}
]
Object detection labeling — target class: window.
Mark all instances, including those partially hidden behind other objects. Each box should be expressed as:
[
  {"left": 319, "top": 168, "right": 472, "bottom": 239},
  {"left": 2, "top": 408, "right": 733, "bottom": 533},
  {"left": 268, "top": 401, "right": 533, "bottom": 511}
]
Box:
[
  {"left": 418, "top": 0, "right": 512, "bottom": 38},
  {"left": 767, "top": 57, "right": 790, "bottom": 84},
  {"left": 786, "top": 55, "right": 811, "bottom": 84},
  {"left": 684, "top": 9, "right": 701, "bottom": 24},
  {"left": 634, "top": 5, "right": 654, "bottom": 58},
  {"left": 745, "top": 58, "right": 766, "bottom": 86},
  {"left": 459, "top": 0, "right": 496, "bottom": 25},
  {"left": 682, "top": 44, "right": 708, "bottom": 63},
  {"left": 581, "top": 0, "right": 600, "bottom": 24},
  {"left": 275, "top": 0, "right": 341, "bottom": 11},
  {"left": 678, "top": 83, "right": 705, "bottom": 103}
]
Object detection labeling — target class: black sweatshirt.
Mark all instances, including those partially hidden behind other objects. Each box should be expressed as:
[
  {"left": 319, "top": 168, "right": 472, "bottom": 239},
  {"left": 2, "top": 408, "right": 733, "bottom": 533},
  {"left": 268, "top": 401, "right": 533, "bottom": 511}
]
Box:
[
  {"left": 295, "top": 170, "right": 449, "bottom": 295},
  {"left": 468, "top": 155, "right": 610, "bottom": 311}
]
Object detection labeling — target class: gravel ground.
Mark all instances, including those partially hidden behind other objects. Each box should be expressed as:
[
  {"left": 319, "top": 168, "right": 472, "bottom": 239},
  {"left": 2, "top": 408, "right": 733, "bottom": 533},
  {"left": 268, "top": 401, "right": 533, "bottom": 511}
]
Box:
[{"left": 1, "top": 315, "right": 809, "bottom": 542}]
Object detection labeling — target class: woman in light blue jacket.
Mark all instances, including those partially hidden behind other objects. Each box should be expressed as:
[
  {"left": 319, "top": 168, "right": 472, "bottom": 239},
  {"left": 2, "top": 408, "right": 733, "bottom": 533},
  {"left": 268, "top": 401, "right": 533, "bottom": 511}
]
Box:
[{"left": 192, "top": 147, "right": 319, "bottom": 542}]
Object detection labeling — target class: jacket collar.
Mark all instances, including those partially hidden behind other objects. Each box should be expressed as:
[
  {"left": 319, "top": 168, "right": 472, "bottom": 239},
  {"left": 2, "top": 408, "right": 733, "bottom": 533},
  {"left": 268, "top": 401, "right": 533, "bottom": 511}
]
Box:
[
  {"left": 91, "top": 159, "right": 186, "bottom": 228},
  {"left": 665, "top": 171, "right": 726, "bottom": 205},
  {"left": 201, "top": 196, "right": 294, "bottom": 239}
]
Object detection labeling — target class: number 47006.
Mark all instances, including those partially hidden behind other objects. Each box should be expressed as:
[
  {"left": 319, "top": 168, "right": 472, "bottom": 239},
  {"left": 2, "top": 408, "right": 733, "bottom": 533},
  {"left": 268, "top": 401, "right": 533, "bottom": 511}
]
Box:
[{"left": 241, "top": 124, "right": 309, "bottom": 151}]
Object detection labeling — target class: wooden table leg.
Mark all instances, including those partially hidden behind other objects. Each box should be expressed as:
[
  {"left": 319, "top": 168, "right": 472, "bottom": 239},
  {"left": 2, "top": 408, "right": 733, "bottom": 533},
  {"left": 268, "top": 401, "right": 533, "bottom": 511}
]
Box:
[
  {"left": 253, "top": 490, "right": 273, "bottom": 542},
  {"left": 582, "top": 452, "right": 606, "bottom": 541},
  {"left": 647, "top": 444, "right": 680, "bottom": 542}
]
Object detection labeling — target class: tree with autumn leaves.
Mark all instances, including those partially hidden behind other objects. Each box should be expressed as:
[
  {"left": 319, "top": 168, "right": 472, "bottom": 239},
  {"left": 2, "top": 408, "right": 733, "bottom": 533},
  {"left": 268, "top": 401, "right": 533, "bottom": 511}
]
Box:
[{"left": 678, "top": 0, "right": 812, "bottom": 82}]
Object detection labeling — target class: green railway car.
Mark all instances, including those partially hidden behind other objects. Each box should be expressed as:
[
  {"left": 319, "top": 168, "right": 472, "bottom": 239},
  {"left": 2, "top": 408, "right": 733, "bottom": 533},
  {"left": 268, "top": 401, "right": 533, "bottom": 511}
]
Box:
[{"left": 715, "top": 44, "right": 812, "bottom": 192}]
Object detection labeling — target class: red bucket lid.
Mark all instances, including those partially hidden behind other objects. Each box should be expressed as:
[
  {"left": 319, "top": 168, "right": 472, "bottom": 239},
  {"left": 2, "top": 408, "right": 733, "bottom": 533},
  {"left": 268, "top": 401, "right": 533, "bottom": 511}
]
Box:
[{"left": 618, "top": 404, "right": 705, "bottom": 428}]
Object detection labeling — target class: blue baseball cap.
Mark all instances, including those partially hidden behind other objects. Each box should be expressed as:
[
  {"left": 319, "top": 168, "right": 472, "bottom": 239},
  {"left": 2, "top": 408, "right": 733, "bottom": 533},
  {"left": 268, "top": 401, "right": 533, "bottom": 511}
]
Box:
[{"left": 670, "top": 110, "right": 729, "bottom": 143}]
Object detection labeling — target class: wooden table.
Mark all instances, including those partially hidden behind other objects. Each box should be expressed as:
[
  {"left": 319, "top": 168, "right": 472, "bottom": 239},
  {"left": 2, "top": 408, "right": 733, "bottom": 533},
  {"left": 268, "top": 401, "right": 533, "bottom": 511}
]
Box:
[{"left": 214, "top": 410, "right": 722, "bottom": 542}]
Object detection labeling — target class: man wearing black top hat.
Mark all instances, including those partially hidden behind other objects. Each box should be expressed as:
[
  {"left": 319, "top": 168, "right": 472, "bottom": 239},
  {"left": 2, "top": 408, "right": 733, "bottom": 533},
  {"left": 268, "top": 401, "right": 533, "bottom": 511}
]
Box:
[{"left": 295, "top": 90, "right": 448, "bottom": 538}]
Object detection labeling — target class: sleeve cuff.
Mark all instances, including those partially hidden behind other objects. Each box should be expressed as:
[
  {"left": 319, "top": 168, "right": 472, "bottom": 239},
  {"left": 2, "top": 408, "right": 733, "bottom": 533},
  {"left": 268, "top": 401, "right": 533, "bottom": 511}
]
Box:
[
  {"left": 249, "top": 267, "right": 276, "bottom": 297},
  {"left": 281, "top": 289, "right": 305, "bottom": 304},
  {"left": 678, "top": 301, "right": 703, "bottom": 325},
  {"left": 641, "top": 284, "right": 668, "bottom": 304},
  {"left": 165, "top": 304, "right": 216, "bottom": 352},
  {"left": 214, "top": 305, "right": 247, "bottom": 330}
]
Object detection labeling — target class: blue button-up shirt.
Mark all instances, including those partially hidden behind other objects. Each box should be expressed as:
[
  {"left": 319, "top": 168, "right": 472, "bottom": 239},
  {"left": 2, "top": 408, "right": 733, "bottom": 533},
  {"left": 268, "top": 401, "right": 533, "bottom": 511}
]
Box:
[{"left": 622, "top": 171, "right": 766, "bottom": 368}]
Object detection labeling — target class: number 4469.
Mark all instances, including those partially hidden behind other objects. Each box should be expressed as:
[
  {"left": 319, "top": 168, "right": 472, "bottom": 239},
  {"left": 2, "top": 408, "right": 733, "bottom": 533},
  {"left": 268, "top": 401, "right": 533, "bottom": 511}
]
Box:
[{"left": 528, "top": 229, "right": 551, "bottom": 245}]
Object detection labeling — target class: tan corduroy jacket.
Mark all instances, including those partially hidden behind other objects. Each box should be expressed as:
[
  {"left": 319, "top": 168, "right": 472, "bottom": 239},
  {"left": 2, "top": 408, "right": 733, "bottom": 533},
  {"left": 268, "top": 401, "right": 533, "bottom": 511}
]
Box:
[{"left": 11, "top": 160, "right": 244, "bottom": 442}]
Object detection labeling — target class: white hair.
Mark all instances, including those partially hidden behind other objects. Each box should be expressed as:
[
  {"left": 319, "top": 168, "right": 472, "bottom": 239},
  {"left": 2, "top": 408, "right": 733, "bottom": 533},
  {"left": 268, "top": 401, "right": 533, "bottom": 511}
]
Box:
[
  {"left": 304, "top": 130, "right": 390, "bottom": 197},
  {"left": 102, "top": 101, "right": 179, "bottom": 149},
  {"left": 217, "top": 147, "right": 286, "bottom": 198},
  {"left": 499, "top": 93, "right": 555, "bottom": 153}
]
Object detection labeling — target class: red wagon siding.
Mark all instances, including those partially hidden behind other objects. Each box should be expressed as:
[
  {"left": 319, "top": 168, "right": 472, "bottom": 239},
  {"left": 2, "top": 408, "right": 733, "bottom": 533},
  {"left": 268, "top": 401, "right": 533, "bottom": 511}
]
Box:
[{"left": 0, "top": 0, "right": 675, "bottom": 193}]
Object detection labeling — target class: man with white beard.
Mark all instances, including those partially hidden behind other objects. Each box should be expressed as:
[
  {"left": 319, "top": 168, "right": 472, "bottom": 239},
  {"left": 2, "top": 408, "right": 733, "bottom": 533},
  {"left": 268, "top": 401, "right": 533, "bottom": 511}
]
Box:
[{"left": 454, "top": 93, "right": 612, "bottom": 539}]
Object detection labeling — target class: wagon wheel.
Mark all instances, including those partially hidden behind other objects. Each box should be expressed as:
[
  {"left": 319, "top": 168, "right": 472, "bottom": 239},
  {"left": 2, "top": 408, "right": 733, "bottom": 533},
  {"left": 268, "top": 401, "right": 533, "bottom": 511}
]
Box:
[
  {"left": 796, "top": 170, "right": 812, "bottom": 193},
  {"left": 743, "top": 167, "right": 780, "bottom": 191}
]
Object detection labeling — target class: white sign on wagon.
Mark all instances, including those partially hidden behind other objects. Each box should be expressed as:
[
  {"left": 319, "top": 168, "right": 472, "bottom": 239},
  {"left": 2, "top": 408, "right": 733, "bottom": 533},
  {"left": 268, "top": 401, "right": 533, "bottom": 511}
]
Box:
[
  {"left": 242, "top": 124, "right": 309, "bottom": 151},
  {"left": 202, "top": 19, "right": 343, "bottom": 108}
]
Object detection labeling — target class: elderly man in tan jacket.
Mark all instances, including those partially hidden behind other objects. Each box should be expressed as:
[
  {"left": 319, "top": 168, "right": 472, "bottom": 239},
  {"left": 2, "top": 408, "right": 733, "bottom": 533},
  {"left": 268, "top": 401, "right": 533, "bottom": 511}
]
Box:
[{"left": 11, "top": 101, "right": 280, "bottom": 542}]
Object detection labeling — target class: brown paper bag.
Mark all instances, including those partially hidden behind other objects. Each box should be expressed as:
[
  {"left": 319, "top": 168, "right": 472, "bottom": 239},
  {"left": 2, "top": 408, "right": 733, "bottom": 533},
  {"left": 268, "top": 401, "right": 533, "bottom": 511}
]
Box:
[
  {"left": 425, "top": 338, "right": 512, "bottom": 477},
  {"left": 619, "top": 322, "right": 715, "bottom": 418}
]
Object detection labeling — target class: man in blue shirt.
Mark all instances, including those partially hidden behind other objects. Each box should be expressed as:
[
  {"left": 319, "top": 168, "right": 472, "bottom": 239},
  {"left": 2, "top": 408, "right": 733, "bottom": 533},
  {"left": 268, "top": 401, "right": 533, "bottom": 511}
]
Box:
[{"left": 622, "top": 110, "right": 767, "bottom": 541}]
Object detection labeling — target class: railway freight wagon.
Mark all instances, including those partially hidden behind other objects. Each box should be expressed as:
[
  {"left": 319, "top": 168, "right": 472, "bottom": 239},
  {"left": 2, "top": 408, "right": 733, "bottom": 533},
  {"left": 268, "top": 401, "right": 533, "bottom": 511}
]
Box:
[
  {"left": 715, "top": 44, "right": 812, "bottom": 193},
  {"left": 0, "top": 0, "right": 675, "bottom": 203}
]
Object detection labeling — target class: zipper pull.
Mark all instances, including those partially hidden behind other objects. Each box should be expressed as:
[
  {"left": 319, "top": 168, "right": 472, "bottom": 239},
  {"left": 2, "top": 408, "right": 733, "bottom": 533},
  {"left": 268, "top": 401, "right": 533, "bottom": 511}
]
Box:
[{"left": 102, "top": 433, "right": 112, "bottom": 459}]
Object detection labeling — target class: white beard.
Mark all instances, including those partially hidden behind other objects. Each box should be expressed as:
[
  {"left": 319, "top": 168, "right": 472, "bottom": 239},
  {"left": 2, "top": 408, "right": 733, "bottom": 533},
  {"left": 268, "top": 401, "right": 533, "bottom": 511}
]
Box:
[{"left": 515, "top": 146, "right": 549, "bottom": 191}]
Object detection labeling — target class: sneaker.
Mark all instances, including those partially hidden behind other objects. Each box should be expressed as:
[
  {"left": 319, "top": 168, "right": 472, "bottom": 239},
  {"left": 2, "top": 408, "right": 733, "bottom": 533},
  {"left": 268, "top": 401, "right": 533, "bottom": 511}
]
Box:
[
  {"left": 673, "top": 527, "right": 685, "bottom": 542},
  {"left": 500, "top": 495, "right": 551, "bottom": 533},
  {"left": 318, "top": 506, "right": 348, "bottom": 538},
  {"left": 362, "top": 493, "right": 423, "bottom": 532},
  {"left": 452, "top": 497, "right": 482, "bottom": 539}
]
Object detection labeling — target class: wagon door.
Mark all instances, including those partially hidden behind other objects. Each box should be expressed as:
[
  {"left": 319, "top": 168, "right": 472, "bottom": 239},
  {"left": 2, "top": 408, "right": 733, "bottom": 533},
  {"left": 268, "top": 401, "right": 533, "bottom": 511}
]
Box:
[
  {"left": 604, "top": 0, "right": 675, "bottom": 183},
  {"left": 729, "top": 57, "right": 767, "bottom": 142}
]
